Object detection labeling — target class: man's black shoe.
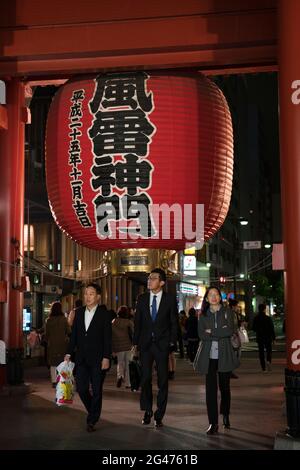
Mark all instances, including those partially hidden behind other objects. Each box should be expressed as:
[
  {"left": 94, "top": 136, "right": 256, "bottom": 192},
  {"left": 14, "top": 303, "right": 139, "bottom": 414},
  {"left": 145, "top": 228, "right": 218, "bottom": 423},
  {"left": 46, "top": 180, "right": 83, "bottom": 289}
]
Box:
[
  {"left": 223, "top": 415, "right": 230, "bottom": 429},
  {"left": 154, "top": 418, "right": 163, "bottom": 428},
  {"left": 86, "top": 423, "right": 96, "bottom": 433},
  {"left": 206, "top": 424, "right": 218, "bottom": 435},
  {"left": 142, "top": 411, "right": 153, "bottom": 425}
]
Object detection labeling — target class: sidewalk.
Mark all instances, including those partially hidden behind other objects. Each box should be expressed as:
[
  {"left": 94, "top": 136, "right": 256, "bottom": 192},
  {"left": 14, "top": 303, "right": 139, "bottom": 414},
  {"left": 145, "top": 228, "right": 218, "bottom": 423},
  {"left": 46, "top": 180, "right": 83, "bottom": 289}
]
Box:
[
  {"left": 242, "top": 337, "right": 286, "bottom": 353},
  {"left": 0, "top": 346, "right": 288, "bottom": 450}
]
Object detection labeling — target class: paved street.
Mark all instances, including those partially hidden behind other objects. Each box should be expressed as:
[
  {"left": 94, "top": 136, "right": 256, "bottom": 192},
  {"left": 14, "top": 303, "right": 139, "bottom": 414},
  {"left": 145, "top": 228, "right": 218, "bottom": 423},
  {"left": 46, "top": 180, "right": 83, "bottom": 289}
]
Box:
[{"left": 0, "top": 344, "right": 287, "bottom": 451}]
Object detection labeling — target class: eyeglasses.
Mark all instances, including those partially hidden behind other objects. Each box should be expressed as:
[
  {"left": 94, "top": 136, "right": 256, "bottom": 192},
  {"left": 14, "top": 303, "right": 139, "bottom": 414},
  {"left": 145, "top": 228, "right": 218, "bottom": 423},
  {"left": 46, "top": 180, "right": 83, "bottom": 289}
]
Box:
[{"left": 148, "top": 275, "right": 160, "bottom": 281}]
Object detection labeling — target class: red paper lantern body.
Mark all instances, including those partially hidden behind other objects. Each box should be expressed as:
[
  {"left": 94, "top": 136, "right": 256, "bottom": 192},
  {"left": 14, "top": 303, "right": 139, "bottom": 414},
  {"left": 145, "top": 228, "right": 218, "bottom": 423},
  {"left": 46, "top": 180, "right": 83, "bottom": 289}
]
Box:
[{"left": 46, "top": 72, "right": 233, "bottom": 250}]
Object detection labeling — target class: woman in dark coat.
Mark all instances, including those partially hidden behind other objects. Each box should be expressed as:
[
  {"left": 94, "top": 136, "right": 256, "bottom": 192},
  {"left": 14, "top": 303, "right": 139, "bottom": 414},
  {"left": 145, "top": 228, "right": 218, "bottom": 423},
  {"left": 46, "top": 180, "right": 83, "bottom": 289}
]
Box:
[
  {"left": 45, "top": 301, "right": 70, "bottom": 387},
  {"left": 194, "top": 286, "right": 239, "bottom": 435},
  {"left": 112, "top": 305, "right": 134, "bottom": 388}
]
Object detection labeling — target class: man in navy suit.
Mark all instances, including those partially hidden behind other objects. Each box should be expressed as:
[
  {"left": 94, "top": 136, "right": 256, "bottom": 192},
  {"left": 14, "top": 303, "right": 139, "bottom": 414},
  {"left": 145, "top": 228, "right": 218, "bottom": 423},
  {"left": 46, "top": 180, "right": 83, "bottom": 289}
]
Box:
[
  {"left": 65, "top": 283, "right": 111, "bottom": 432},
  {"left": 133, "top": 268, "right": 178, "bottom": 428}
]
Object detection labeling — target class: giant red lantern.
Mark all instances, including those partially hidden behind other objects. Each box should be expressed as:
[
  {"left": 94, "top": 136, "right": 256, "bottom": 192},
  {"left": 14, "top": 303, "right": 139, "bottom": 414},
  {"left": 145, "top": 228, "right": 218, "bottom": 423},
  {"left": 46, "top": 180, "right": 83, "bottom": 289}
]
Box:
[{"left": 46, "top": 72, "right": 233, "bottom": 250}]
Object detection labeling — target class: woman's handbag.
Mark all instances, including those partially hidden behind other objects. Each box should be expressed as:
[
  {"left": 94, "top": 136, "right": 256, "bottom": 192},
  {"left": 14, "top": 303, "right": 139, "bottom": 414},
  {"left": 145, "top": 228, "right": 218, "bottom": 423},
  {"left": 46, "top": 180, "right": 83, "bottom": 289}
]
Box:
[
  {"left": 224, "top": 309, "right": 241, "bottom": 349},
  {"left": 193, "top": 342, "right": 202, "bottom": 372},
  {"left": 231, "top": 332, "right": 241, "bottom": 349},
  {"left": 238, "top": 326, "right": 249, "bottom": 343}
]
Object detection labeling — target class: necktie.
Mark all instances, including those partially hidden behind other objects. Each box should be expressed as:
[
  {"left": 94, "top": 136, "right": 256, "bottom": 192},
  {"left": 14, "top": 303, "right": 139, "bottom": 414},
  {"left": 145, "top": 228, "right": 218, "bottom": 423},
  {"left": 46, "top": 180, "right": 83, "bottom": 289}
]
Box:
[{"left": 151, "top": 295, "right": 157, "bottom": 322}]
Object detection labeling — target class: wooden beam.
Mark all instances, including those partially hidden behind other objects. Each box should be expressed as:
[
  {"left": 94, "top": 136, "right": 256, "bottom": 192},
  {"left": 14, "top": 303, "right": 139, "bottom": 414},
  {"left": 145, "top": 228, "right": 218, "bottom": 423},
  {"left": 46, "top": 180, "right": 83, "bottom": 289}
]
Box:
[
  {"left": 202, "top": 64, "right": 278, "bottom": 75},
  {"left": 0, "top": 3, "right": 277, "bottom": 78},
  {"left": 26, "top": 79, "right": 68, "bottom": 87},
  {"left": 0, "top": 0, "right": 277, "bottom": 28}
]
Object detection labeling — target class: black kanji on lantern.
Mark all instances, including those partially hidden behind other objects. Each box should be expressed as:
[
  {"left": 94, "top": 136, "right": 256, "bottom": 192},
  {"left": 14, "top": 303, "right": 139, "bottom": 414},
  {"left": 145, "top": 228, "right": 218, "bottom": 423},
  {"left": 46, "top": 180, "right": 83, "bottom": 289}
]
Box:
[
  {"left": 73, "top": 199, "right": 89, "bottom": 218},
  {"left": 69, "top": 140, "right": 81, "bottom": 154},
  {"left": 69, "top": 167, "right": 82, "bottom": 181},
  {"left": 115, "top": 154, "right": 153, "bottom": 196},
  {"left": 91, "top": 154, "right": 153, "bottom": 197},
  {"left": 89, "top": 72, "right": 153, "bottom": 114},
  {"left": 71, "top": 181, "right": 83, "bottom": 200},
  {"left": 94, "top": 193, "right": 155, "bottom": 238},
  {"left": 68, "top": 89, "right": 92, "bottom": 228},
  {"left": 94, "top": 194, "right": 121, "bottom": 237},
  {"left": 88, "top": 72, "right": 156, "bottom": 239},
  {"left": 88, "top": 109, "right": 155, "bottom": 157},
  {"left": 69, "top": 102, "right": 83, "bottom": 119},
  {"left": 91, "top": 156, "right": 116, "bottom": 196},
  {"left": 121, "top": 193, "right": 155, "bottom": 238},
  {"left": 71, "top": 90, "right": 85, "bottom": 102}
]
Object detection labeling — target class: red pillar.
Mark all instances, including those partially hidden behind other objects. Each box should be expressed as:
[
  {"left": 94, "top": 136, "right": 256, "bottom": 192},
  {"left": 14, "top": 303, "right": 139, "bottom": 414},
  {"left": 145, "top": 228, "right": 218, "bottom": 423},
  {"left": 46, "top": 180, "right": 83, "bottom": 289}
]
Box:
[
  {"left": 0, "top": 79, "right": 25, "bottom": 386},
  {"left": 278, "top": 0, "right": 300, "bottom": 437}
]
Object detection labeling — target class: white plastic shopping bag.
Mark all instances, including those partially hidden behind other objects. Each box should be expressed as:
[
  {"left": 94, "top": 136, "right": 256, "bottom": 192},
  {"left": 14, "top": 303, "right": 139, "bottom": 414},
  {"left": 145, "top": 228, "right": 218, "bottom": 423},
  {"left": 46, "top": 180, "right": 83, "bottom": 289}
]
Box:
[
  {"left": 55, "top": 360, "right": 75, "bottom": 406},
  {"left": 238, "top": 326, "right": 249, "bottom": 344}
]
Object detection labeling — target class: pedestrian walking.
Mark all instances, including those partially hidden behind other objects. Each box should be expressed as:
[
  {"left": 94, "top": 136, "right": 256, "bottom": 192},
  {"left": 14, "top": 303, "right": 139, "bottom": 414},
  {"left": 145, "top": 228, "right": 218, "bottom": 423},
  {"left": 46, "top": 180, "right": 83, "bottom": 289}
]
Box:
[
  {"left": 252, "top": 303, "right": 276, "bottom": 372},
  {"left": 45, "top": 301, "right": 70, "bottom": 387},
  {"left": 64, "top": 283, "right": 112, "bottom": 432},
  {"left": 132, "top": 268, "right": 178, "bottom": 428},
  {"left": 194, "top": 286, "right": 240, "bottom": 435},
  {"left": 112, "top": 305, "right": 134, "bottom": 389}
]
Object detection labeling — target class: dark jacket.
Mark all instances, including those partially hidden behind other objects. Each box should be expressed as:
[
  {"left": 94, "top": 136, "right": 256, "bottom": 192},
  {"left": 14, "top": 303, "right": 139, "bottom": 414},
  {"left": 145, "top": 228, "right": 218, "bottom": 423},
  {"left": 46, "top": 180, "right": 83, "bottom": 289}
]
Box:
[
  {"left": 67, "top": 305, "right": 112, "bottom": 366},
  {"left": 45, "top": 315, "right": 70, "bottom": 366},
  {"left": 185, "top": 315, "right": 199, "bottom": 340},
  {"left": 112, "top": 317, "right": 134, "bottom": 353},
  {"left": 252, "top": 313, "right": 276, "bottom": 342},
  {"left": 133, "top": 291, "right": 178, "bottom": 352},
  {"left": 194, "top": 306, "right": 240, "bottom": 375}
]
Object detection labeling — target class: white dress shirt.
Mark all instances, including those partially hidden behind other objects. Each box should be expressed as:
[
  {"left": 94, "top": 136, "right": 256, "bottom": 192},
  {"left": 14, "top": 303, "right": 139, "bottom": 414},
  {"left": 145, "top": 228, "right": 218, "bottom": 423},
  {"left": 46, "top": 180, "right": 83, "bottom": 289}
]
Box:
[
  {"left": 150, "top": 289, "right": 163, "bottom": 313},
  {"left": 84, "top": 305, "right": 98, "bottom": 331}
]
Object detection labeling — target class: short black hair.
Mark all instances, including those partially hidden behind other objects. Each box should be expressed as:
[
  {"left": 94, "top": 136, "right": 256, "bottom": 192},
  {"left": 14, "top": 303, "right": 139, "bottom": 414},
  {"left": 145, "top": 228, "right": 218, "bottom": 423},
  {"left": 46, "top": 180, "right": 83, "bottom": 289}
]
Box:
[
  {"left": 86, "top": 283, "right": 101, "bottom": 295},
  {"left": 201, "top": 286, "right": 223, "bottom": 315},
  {"left": 258, "top": 303, "right": 266, "bottom": 314},
  {"left": 150, "top": 268, "right": 166, "bottom": 283},
  {"left": 228, "top": 298, "right": 238, "bottom": 308}
]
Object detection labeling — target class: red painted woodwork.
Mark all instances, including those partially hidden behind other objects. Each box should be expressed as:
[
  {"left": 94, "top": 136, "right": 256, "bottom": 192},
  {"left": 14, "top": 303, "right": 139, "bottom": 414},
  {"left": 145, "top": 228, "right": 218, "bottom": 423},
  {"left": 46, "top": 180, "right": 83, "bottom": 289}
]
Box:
[
  {"left": 0, "top": 281, "right": 7, "bottom": 303},
  {"left": 278, "top": 0, "right": 300, "bottom": 371},
  {"left": 0, "top": 1, "right": 276, "bottom": 77},
  {"left": 46, "top": 72, "right": 233, "bottom": 250},
  {"left": 0, "top": 79, "right": 25, "bottom": 350},
  {"left": 0, "top": 105, "right": 8, "bottom": 130},
  {"left": 0, "top": 0, "right": 276, "bottom": 28}
]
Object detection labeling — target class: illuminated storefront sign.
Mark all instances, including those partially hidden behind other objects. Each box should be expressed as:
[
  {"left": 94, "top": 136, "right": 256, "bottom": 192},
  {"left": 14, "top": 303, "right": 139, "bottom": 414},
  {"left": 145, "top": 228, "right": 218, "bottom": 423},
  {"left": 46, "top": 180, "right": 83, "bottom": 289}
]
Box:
[{"left": 180, "top": 282, "right": 198, "bottom": 295}]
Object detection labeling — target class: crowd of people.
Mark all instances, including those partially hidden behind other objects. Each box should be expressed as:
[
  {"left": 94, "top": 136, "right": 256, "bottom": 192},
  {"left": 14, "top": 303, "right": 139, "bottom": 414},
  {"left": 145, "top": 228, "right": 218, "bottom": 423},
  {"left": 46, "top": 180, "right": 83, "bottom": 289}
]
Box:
[{"left": 28, "top": 270, "right": 277, "bottom": 435}]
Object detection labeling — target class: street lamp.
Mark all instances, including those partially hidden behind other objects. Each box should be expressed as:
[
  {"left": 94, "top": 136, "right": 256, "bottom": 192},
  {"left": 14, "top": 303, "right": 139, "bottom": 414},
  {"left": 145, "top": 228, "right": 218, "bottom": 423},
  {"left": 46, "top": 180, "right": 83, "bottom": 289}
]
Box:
[
  {"left": 215, "top": 215, "right": 249, "bottom": 298},
  {"left": 229, "top": 218, "right": 248, "bottom": 299}
]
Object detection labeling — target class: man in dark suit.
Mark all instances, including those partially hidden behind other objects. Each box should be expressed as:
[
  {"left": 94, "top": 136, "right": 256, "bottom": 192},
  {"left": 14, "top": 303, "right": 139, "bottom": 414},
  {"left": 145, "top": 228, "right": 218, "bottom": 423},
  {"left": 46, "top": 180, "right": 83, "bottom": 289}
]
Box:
[
  {"left": 64, "top": 283, "right": 111, "bottom": 432},
  {"left": 133, "top": 268, "right": 178, "bottom": 428}
]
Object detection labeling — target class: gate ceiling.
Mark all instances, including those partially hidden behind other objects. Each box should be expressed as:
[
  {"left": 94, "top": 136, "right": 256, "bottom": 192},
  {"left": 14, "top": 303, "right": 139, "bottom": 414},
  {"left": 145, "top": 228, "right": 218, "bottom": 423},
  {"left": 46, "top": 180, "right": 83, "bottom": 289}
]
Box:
[{"left": 0, "top": 0, "right": 277, "bottom": 80}]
